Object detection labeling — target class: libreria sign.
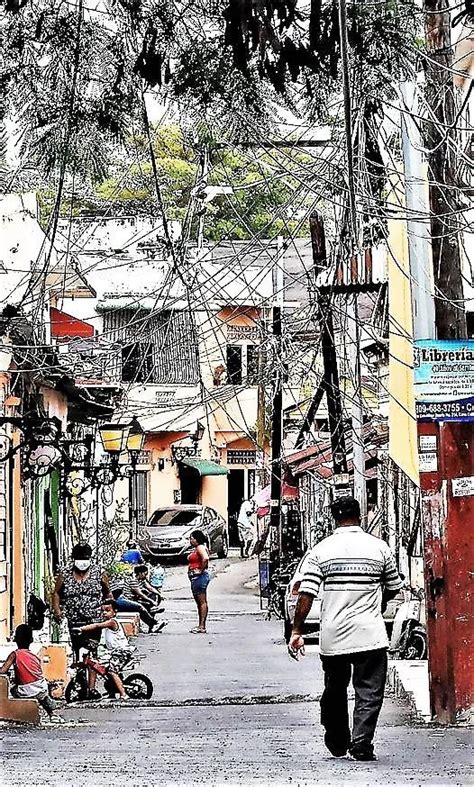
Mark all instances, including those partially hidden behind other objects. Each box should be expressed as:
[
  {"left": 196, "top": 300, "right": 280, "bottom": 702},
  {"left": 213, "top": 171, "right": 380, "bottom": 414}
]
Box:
[{"left": 414, "top": 340, "right": 474, "bottom": 421}]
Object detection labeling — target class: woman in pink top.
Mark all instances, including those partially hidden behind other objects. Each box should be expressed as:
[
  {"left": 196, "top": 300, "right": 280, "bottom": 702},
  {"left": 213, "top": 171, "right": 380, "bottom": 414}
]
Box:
[{"left": 187, "top": 530, "right": 210, "bottom": 633}]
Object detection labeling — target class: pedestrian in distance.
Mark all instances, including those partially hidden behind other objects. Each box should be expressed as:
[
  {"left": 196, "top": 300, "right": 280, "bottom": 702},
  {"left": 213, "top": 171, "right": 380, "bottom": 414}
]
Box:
[
  {"left": 0, "top": 624, "right": 63, "bottom": 722},
  {"left": 75, "top": 600, "right": 133, "bottom": 699},
  {"left": 113, "top": 566, "right": 167, "bottom": 634},
  {"left": 188, "top": 529, "right": 210, "bottom": 633},
  {"left": 237, "top": 498, "right": 256, "bottom": 558},
  {"left": 52, "top": 543, "right": 112, "bottom": 701},
  {"left": 288, "top": 495, "right": 403, "bottom": 762}
]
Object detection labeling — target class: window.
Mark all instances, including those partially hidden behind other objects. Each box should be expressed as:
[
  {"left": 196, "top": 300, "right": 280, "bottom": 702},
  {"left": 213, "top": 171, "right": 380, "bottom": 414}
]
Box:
[
  {"left": 226, "top": 345, "right": 242, "bottom": 384},
  {"left": 121, "top": 343, "right": 154, "bottom": 383},
  {"left": 226, "top": 344, "right": 259, "bottom": 385},
  {"left": 247, "top": 345, "right": 259, "bottom": 385}
]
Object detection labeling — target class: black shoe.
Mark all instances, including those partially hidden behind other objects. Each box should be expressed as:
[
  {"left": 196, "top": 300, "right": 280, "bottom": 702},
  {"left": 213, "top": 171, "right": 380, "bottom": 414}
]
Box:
[
  {"left": 324, "top": 732, "right": 350, "bottom": 757},
  {"left": 349, "top": 745, "right": 377, "bottom": 761},
  {"left": 87, "top": 689, "right": 101, "bottom": 701}
]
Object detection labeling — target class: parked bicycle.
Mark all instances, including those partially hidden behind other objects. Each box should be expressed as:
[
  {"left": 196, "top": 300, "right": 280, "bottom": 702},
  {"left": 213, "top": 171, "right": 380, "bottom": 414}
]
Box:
[{"left": 65, "top": 639, "right": 153, "bottom": 702}]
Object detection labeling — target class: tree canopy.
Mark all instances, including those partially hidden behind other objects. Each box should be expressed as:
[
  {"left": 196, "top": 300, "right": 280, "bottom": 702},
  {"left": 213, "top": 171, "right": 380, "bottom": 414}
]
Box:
[{"left": 38, "top": 123, "right": 320, "bottom": 240}]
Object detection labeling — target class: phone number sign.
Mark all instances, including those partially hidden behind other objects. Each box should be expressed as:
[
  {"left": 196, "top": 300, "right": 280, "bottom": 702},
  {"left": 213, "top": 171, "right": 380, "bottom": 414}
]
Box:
[{"left": 414, "top": 339, "right": 474, "bottom": 422}]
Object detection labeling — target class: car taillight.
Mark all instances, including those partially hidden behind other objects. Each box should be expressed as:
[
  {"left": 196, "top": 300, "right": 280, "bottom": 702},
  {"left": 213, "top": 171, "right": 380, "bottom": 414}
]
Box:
[{"left": 291, "top": 581, "right": 301, "bottom": 596}]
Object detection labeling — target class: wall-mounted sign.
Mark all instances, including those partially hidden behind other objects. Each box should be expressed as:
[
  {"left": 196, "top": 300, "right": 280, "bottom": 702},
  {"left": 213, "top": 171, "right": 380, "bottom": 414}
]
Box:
[
  {"left": 227, "top": 325, "right": 260, "bottom": 341},
  {"left": 414, "top": 340, "right": 474, "bottom": 421},
  {"left": 135, "top": 450, "right": 152, "bottom": 465},
  {"left": 452, "top": 476, "right": 474, "bottom": 498},
  {"left": 419, "top": 435, "right": 437, "bottom": 452},
  {"left": 418, "top": 452, "right": 438, "bottom": 473},
  {"left": 155, "top": 391, "right": 176, "bottom": 406},
  {"left": 227, "top": 449, "right": 257, "bottom": 465}
]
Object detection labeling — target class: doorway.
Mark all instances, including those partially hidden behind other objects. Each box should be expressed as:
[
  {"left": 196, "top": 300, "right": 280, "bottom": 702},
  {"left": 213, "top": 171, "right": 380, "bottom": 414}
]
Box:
[
  {"left": 179, "top": 466, "right": 201, "bottom": 504},
  {"left": 130, "top": 471, "right": 149, "bottom": 533},
  {"left": 228, "top": 469, "right": 245, "bottom": 547}
]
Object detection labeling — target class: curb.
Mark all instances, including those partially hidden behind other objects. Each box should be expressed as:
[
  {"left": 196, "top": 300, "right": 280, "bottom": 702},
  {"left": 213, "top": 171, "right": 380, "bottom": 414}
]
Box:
[
  {"left": 64, "top": 691, "right": 321, "bottom": 710},
  {"left": 387, "top": 662, "right": 432, "bottom": 724}
]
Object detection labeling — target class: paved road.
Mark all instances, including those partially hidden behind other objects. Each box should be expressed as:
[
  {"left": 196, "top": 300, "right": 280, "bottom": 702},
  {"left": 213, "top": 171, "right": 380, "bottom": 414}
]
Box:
[{"left": 1, "top": 557, "right": 471, "bottom": 786}]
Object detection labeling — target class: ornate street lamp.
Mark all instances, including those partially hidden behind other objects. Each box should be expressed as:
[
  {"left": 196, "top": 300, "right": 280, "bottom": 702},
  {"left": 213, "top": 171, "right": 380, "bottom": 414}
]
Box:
[
  {"left": 98, "top": 422, "right": 130, "bottom": 456},
  {"left": 126, "top": 416, "right": 146, "bottom": 467},
  {"left": 0, "top": 414, "right": 146, "bottom": 496}
]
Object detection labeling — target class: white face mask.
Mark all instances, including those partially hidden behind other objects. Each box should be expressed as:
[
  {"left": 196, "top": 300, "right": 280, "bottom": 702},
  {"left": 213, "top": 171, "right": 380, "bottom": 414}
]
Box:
[{"left": 74, "top": 559, "right": 91, "bottom": 572}]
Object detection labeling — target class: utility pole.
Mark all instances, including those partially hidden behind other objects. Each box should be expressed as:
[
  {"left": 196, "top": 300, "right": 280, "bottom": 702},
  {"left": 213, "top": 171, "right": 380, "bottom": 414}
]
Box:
[
  {"left": 424, "top": 0, "right": 467, "bottom": 339},
  {"left": 196, "top": 145, "right": 209, "bottom": 254},
  {"left": 406, "top": 2, "right": 473, "bottom": 724},
  {"left": 400, "top": 79, "right": 436, "bottom": 341},
  {"left": 337, "top": 0, "right": 367, "bottom": 512},
  {"left": 309, "top": 214, "right": 348, "bottom": 480},
  {"left": 269, "top": 237, "right": 284, "bottom": 579},
  {"left": 347, "top": 293, "right": 367, "bottom": 522}
]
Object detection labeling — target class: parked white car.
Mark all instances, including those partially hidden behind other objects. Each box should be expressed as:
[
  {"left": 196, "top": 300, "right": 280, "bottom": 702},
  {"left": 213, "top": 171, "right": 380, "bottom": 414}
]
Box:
[{"left": 283, "top": 559, "right": 404, "bottom": 643}]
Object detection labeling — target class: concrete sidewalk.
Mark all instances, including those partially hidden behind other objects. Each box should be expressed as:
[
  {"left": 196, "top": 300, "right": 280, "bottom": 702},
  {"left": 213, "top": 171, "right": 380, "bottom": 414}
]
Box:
[{"left": 388, "top": 660, "right": 431, "bottom": 722}]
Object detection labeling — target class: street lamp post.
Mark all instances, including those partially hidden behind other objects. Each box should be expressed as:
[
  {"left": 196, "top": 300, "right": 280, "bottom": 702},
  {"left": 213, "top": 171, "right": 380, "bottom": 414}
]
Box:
[{"left": 124, "top": 416, "right": 146, "bottom": 540}]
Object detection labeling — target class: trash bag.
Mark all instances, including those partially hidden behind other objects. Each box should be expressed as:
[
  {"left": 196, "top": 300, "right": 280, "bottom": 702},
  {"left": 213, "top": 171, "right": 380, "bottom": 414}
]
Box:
[{"left": 27, "top": 593, "right": 49, "bottom": 630}]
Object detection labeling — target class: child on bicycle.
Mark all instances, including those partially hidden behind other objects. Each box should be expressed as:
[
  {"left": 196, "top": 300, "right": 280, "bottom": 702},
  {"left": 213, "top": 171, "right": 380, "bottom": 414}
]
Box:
[
  {"left": 77, "top": 600, "right": 133, "bottom": 700},
  {"left": 0, "top": 624, "right": 63, "bottom": 721}
]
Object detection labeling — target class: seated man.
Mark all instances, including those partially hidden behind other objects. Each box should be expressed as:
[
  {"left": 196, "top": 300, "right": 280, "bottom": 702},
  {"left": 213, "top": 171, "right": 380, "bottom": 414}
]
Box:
[
  {"left": 135, "top": 565, "right": 163, "bottom": 607},
  {"left": 120, "top": 542, "right": 144, "bottom": 565},
  {"left": 113, "top": 567, "right": 167, "bottom": 634}
]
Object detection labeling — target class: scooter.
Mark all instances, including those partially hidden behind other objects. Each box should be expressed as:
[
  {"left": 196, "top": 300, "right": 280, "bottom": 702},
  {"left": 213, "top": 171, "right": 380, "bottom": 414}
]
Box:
[{"left": 389, "top": 586, "right": 427, "bottom": 660}]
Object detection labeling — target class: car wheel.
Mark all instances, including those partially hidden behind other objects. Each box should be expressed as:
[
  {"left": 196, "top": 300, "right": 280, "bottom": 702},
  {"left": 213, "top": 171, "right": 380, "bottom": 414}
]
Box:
[
  {"left": 284, "top": 618, "right": 292, "bottom": 644},
  {"left": 217, "top": 532, "right": 228, "bottom": 559}
]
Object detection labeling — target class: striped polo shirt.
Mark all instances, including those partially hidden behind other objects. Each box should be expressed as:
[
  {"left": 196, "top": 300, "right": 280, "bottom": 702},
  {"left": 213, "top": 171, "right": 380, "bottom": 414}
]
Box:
[{"left": 299, "top": 526, "right": 403, "bottom": 656}]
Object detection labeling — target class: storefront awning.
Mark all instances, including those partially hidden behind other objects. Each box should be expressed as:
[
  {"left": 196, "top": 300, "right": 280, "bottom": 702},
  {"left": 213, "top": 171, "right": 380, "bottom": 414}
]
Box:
[{"left": 180, "top": 457, "right": 228, "bottom": 476}]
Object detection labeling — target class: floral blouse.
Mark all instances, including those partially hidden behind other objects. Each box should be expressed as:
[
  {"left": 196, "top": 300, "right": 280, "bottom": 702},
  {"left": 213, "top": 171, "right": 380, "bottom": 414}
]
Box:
[{"left": 60, "top": 564, "right": 105, "bottom": 626}]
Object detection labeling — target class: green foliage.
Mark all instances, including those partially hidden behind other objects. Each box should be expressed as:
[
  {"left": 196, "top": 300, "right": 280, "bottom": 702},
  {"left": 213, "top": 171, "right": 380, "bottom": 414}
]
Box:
[{"left": 37, "top": 123, "right": 314, "bottom": 240}]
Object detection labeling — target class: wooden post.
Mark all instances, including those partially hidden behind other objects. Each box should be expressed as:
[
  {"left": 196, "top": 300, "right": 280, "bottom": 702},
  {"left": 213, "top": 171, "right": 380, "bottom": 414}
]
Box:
[
  {"left": 309, "top": 214, "right": 348, "bottom": 478},
  {"left": 423, "top": 0, "right": 467, "bottom": 339}
]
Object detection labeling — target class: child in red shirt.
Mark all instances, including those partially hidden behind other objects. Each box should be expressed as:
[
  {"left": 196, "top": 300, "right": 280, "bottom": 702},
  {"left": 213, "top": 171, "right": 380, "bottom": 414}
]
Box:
[{"left": 0, "top": 624, "right": 61, "bottom": 720}]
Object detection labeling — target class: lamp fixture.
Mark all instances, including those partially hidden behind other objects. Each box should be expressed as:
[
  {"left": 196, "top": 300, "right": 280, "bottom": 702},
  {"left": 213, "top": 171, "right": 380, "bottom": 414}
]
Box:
[
  {"left": 126, "top": 415, "right": 146, "bottom": 462},
  {"left": 98, "top": 422, "right": 130, "bottom": 455},
  {"left": 193, "top": 421, "right": 205, "bottom": 443}
]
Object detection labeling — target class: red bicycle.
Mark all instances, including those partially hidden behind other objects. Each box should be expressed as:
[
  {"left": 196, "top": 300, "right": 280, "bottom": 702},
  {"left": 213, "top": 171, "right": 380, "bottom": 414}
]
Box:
[{"left": 65, "top": 640, "right": 153, "bottom": 702}]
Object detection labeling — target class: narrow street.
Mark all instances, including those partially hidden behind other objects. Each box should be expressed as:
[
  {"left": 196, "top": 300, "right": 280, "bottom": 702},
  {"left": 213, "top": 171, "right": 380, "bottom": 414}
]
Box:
[{"left": 2, "top": 559, "right": 471, "bottom": 787}]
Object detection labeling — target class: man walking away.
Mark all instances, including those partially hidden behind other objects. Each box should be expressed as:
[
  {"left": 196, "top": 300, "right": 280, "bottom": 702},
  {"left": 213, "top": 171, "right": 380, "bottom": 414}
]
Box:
[{"left": 288, "top": 496, "right": 403, "bottom": 761}]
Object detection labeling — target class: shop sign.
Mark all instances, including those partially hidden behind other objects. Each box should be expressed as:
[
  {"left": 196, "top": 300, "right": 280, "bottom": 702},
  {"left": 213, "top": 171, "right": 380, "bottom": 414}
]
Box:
[
  {"left": 227, "top": 449, "right": 257, "bottom": 465},
  {"left": 418, "top": 452, "right": 438, "bottom": 473},
  {"left": 227, "top": 325, "right": 260, "bottom": 341},
  {"left": 135, "top": 450, "right": 152, "bottom": 465},
  {"left": 414, "top": 340, "right": 474, "bottom": 421},
  {"left": 452, "top": 476, "right": 474, "bottom": 498}
]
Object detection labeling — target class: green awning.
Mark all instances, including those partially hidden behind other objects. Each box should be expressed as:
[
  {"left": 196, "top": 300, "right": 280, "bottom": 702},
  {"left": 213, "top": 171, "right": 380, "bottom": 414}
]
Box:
[{"left": 180, "top": 457, "right": 228, "bottom": 476}]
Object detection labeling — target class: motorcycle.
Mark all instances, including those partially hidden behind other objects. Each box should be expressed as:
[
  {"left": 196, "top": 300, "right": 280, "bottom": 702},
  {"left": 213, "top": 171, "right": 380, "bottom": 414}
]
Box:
[{"left": 389, "top": 586, "right": 427, "bottom": 660}]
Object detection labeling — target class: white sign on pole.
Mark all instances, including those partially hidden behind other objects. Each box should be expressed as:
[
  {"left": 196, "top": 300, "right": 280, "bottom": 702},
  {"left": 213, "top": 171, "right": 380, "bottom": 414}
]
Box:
[
  {"left": 452, "top": 476, "right": 474, "bottom": 498},
  {"left": 418, "top": 452, "right": 438, "bottom": 473}
]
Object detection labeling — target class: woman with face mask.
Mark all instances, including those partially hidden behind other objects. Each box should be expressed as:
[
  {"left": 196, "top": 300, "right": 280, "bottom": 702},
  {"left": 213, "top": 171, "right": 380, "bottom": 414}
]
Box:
[{"left": 52, "top": 543, "right": 112, "bottom": 700}]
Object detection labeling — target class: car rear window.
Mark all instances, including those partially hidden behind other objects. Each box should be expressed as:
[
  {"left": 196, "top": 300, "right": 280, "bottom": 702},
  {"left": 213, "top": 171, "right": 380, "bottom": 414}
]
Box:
[{"left": 149, "top": 510, "right": 200, "bottom": 527}]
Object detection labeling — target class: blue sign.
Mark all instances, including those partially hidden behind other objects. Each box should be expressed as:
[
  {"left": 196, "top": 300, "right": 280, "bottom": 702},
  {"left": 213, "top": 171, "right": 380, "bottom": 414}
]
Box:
[{"left": 414, "top": 340, "right": 474, "bottom": 421}]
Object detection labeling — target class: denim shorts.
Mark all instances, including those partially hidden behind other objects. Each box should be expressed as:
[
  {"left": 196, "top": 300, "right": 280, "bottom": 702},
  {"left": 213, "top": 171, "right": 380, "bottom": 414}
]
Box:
[{"left": 190, "top": 571, "right": 210, "bottom": 595}]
